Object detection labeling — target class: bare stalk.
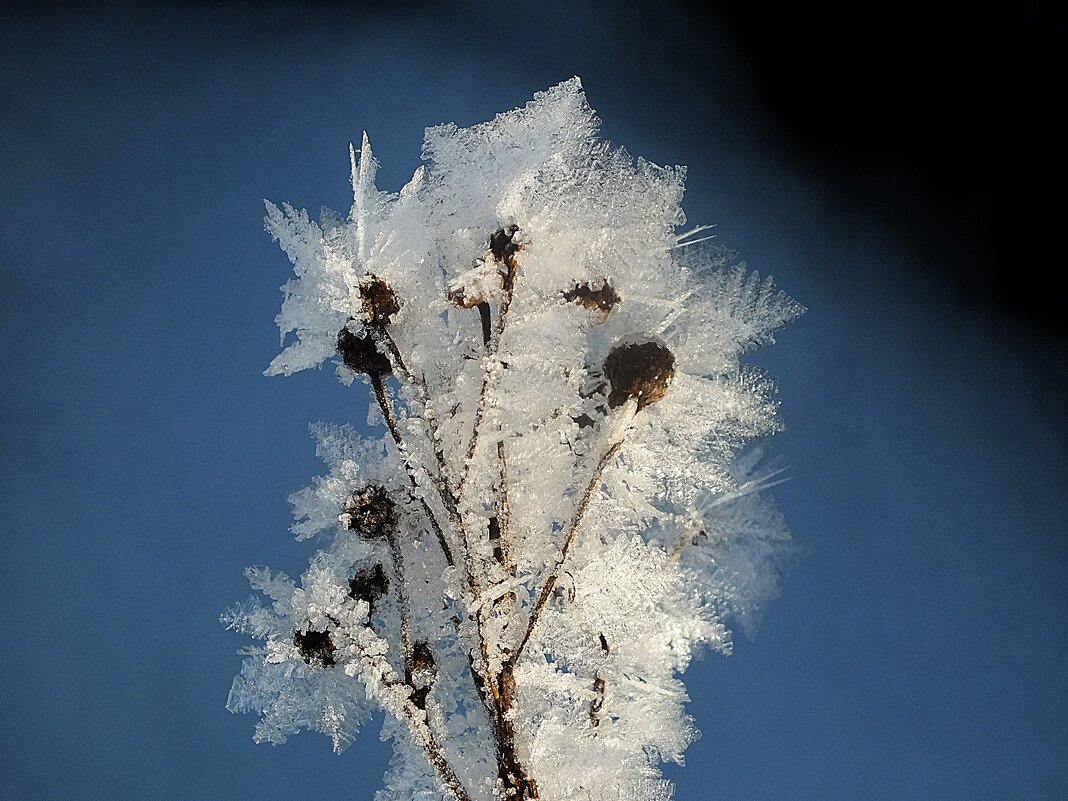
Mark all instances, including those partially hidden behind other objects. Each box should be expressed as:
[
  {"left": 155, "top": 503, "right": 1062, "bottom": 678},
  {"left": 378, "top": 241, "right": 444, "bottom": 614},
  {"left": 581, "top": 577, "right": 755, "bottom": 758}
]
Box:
[
  {"left": 456, "top": 258, "right": 519, "bottom": 504},
  {"left": 383, "top": 529, "right": 415, "bottom": 683},
  {"left": 369, "top": 371, "right": 455, "bottom": 567},
  {"left": 375, "top": 328, "right": 463, "bottom": 514},
  {"left": 369, "top": 337, "right": 503, "bottom": 777},
  {"left": 366, "top": 664, "right": 474, "bottom": 801},
  {"left": 511, "top": 438, "right": 624, "bottom": 666},
  {"left": 494, "top": 440, "right": 516, "bottom": 580}
]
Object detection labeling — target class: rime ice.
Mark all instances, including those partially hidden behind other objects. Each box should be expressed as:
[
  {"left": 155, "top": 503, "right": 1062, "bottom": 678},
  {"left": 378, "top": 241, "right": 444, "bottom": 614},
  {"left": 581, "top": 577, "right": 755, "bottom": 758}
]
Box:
[{"left": 224, "top": 78, "right": 803, "bottom": 801}]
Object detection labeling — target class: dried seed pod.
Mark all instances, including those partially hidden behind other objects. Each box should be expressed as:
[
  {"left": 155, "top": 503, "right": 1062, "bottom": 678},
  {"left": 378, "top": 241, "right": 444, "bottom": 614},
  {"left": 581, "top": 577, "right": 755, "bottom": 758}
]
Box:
[
  {"left": 564, "top": 280, "right": 620, "bottom": 315},
  {"left": 604, "top": 340, "right": 675, "bottom": 410},
  {"left": 341, "top": 485, "right": 398, "bottom": 539},
  {"left": 447, "top": 225, "right": 521, "bottom": 319},
  {"left": 347, "top": 563, "right": 390, "bottom": 613},
  {"left": 294, "top": 628, "right": 336, "bottom": 668},
  {"left": 337, "top": 326, "right": 392, "bottom": 375},
  {"left": 360, "top": 275, "right": 400, "bottom": 325}
]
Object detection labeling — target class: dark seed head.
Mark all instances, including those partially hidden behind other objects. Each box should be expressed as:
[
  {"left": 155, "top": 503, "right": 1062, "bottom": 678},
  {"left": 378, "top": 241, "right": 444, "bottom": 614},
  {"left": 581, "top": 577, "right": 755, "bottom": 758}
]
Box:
[
  {"left": 489, "top": 225, "right": 520, "bottom": 263},
  {"left": 604, "top": 340, "right": 676, "bottom": 410},
  {"left": 294, "top": 628, "right": 336, "bottom": 668},
  {"left": 564, "top": 280, "right": 620, "bottom": 315},
  {"left": 342, "top": 485, "right": 398, "bottom": 539},
  {"left": 337, "top": 326, "right": 392, "bottom": 375},
  {"left": 348, "top": 563, "right": 390, "bottom": 612},
  {"left": 360, "top": 276, "right": 400, "bottom": 325}
]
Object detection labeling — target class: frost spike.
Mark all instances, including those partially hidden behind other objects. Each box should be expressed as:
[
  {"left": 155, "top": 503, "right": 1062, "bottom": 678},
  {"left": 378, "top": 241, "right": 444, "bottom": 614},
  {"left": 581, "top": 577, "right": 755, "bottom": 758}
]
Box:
[{"left": 350, "top": 131, "right": 378, "bottom": 265}]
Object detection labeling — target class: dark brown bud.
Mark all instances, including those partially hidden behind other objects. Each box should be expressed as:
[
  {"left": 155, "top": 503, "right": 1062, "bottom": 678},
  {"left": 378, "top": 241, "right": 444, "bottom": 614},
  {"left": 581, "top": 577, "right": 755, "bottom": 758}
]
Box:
[
  {"left": 489, "top": 224, "right": 521, "bottom": 263},
  {"left": 564, "top": 280, "right": 620, "bottom": 315},
  {"left": 604, "top": 340, "right": 675, "bottom": 410},
  {"left": 337, "top": 326, "right": 392, "bottom": 375},
  {"left": 342, "top": 485, "right": 398, "bottom": 539},
  {"left": 294, "top": 628, "right": 336, "bottom": 668},
  {"left": 360, "top": 275, "right": 400, "bottom": 325},
  {"left": 347, "top": 563, "right": 390, "bottom": 613}
]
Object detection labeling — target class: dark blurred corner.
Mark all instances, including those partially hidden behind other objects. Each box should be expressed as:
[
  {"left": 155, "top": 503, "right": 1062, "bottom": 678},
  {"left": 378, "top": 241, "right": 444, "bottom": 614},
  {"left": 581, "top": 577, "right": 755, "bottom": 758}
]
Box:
[
  {"left": 692, "top": 1, "right": 1066, "bottom": 338},
  {"left": 5, "top": 0, "right": 1065, "bottom": 340}
]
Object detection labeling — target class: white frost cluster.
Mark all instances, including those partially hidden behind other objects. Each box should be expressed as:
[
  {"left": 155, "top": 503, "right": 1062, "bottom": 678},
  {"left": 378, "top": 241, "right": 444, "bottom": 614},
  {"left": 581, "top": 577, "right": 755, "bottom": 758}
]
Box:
[{"left": 224, "top": 78, "right": 802, "bottom": 801}]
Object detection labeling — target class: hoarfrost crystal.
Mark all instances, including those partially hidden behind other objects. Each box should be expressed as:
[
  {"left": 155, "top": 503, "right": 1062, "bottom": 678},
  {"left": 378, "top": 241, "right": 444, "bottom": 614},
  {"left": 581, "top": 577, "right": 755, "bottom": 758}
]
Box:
[{"left": 224, "top": 78, "right": 803, "bottom": 801}]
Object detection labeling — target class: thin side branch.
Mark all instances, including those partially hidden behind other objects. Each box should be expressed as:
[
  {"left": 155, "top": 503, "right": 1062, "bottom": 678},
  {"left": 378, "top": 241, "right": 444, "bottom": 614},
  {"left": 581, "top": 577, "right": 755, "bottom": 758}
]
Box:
[
  {"left": 511, "top": 438, "right": 624, "bottom": 666},
  {"left": 369, "top": 371, "right": 456, "bottom": 567},
  {"left": 367, "top": 664, "right": 474, "bottom": 801},
  {"left": 495, "top": 440, "right": 516, "bottom": 579},
  {"left": 384, "top": 529, "right": 415, "bottom": 683},
  {"left": 369, "top": 336, "right": 501, "bottom": 771},
  {"left": 376, "top": 328, "right": 461, "bottom": 520},
  {"left": 456, "top": 257, "right": 519, "bottom": 505}
]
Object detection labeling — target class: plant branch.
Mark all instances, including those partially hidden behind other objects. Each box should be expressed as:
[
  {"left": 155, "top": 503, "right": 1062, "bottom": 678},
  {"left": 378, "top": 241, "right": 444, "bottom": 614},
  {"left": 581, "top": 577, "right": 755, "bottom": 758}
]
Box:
[
  {"left": 510, "top": 438, "right": 624, "bottom": 667},
  {"left": 384, "top": 530, "right": 415, "bottom": 683},
  {"left": 456, "top": 257, "right": 519, "bottom": 506},
  {"left": 365, "top": 660, "right": 474, "bottom": 801},
  {"left": 375, "top": 329, "right": 458, "bottom": 509},
  {"left": 369, "top": 334, "right": 500, "bottom": 765},
  {"left": 369, "top": 371, "right": 455, "bottom": 567}
]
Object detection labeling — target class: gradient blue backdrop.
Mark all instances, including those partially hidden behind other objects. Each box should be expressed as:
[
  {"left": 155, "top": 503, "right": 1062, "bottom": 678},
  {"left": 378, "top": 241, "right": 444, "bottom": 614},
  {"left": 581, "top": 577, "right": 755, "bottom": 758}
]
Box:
[{"left": 2, "top": 4, "right": 1066, "bottom": 800}]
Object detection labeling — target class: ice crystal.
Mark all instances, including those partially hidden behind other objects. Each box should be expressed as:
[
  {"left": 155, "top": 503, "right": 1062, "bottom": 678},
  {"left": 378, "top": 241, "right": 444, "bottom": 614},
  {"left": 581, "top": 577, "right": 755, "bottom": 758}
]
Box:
[{"left": 224, "top": 78, "right": 802, "bottom": 800}]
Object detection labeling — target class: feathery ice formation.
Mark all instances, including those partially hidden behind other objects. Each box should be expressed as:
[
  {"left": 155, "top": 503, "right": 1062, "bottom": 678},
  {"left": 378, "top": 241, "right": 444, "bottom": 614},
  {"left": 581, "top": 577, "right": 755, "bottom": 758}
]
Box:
[{"left": 223, "top": 78, "right": 802, "bottom": 801}]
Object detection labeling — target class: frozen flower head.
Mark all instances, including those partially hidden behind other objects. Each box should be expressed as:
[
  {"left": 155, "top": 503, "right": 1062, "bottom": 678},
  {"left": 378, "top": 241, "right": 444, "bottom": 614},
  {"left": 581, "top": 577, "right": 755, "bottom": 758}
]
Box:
[{"left": 231, "top": 78, "right": 802, "bottom": 801}]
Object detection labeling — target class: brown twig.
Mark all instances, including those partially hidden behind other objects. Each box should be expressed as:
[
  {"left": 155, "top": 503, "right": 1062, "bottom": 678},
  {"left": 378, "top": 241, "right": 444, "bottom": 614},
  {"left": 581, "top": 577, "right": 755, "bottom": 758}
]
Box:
[
  {"left": 495, "top": 440, "right": 516, "bottom": 579},
  {"left": 383, "top": 529, "right": 415, "bottom": 683},
  {"left": 510, "top": 438, "right": 624, "bottom": 666},
  {"left": 369, "top": 333, "right": 506, "bottom": 791},
  {"left": 456, "top": 256, "right": 518, "bottom": 505},
  {"left": 368, "top": 664, "right": 474, "bottom": 801},
  {"left": 369, "top": 371, "right": 455, "bottom": 567},
  {"left": 372, "top": 331, "right": 460, "bottom": 508}
]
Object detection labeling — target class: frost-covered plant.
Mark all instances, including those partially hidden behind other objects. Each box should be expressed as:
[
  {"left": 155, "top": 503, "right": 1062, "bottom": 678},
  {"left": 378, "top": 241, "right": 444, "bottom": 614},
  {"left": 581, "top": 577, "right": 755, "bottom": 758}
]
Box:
[{"left": 223, "top": 78, "right": 802, "bottom": 801}]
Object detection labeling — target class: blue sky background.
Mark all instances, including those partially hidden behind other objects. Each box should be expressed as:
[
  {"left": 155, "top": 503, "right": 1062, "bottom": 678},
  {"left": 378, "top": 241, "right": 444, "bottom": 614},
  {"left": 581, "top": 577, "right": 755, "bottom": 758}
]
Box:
[{"left": 2, "top": 4, "right": 1066, "bottom": 800}]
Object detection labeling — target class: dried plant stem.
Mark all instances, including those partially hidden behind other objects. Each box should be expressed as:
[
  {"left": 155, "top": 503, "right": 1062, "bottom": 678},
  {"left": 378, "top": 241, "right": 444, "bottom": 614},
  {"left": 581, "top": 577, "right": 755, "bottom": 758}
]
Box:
[
  {"left": 383, "top": 529, "right": 415, "bottom": 683},
  {"left": 368, "top": 339, "right": 500, "bottom": 767},
  {"left": 369, "top": 665, "right": 474, "bottom": 801},
  {"left": 372, "top": 328, "right": 474, "bottom": 577},
  {"left": 377, "top": 330, "right": 459, "bottom": 511},
  {"left": 416, "top": 728, "right": 474, "bottom": 801},
  {"left": 456, "top": 259, "right": 518, "bottom": 505},
  {"left": 511, "top": 438, "right": 625, "bottom": 666},
  {"left": 495, "top": 440, "right": 516, "bottom": 580},
  {"left": 369, "top": 371, "right": 455, "bottom": 567}
]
